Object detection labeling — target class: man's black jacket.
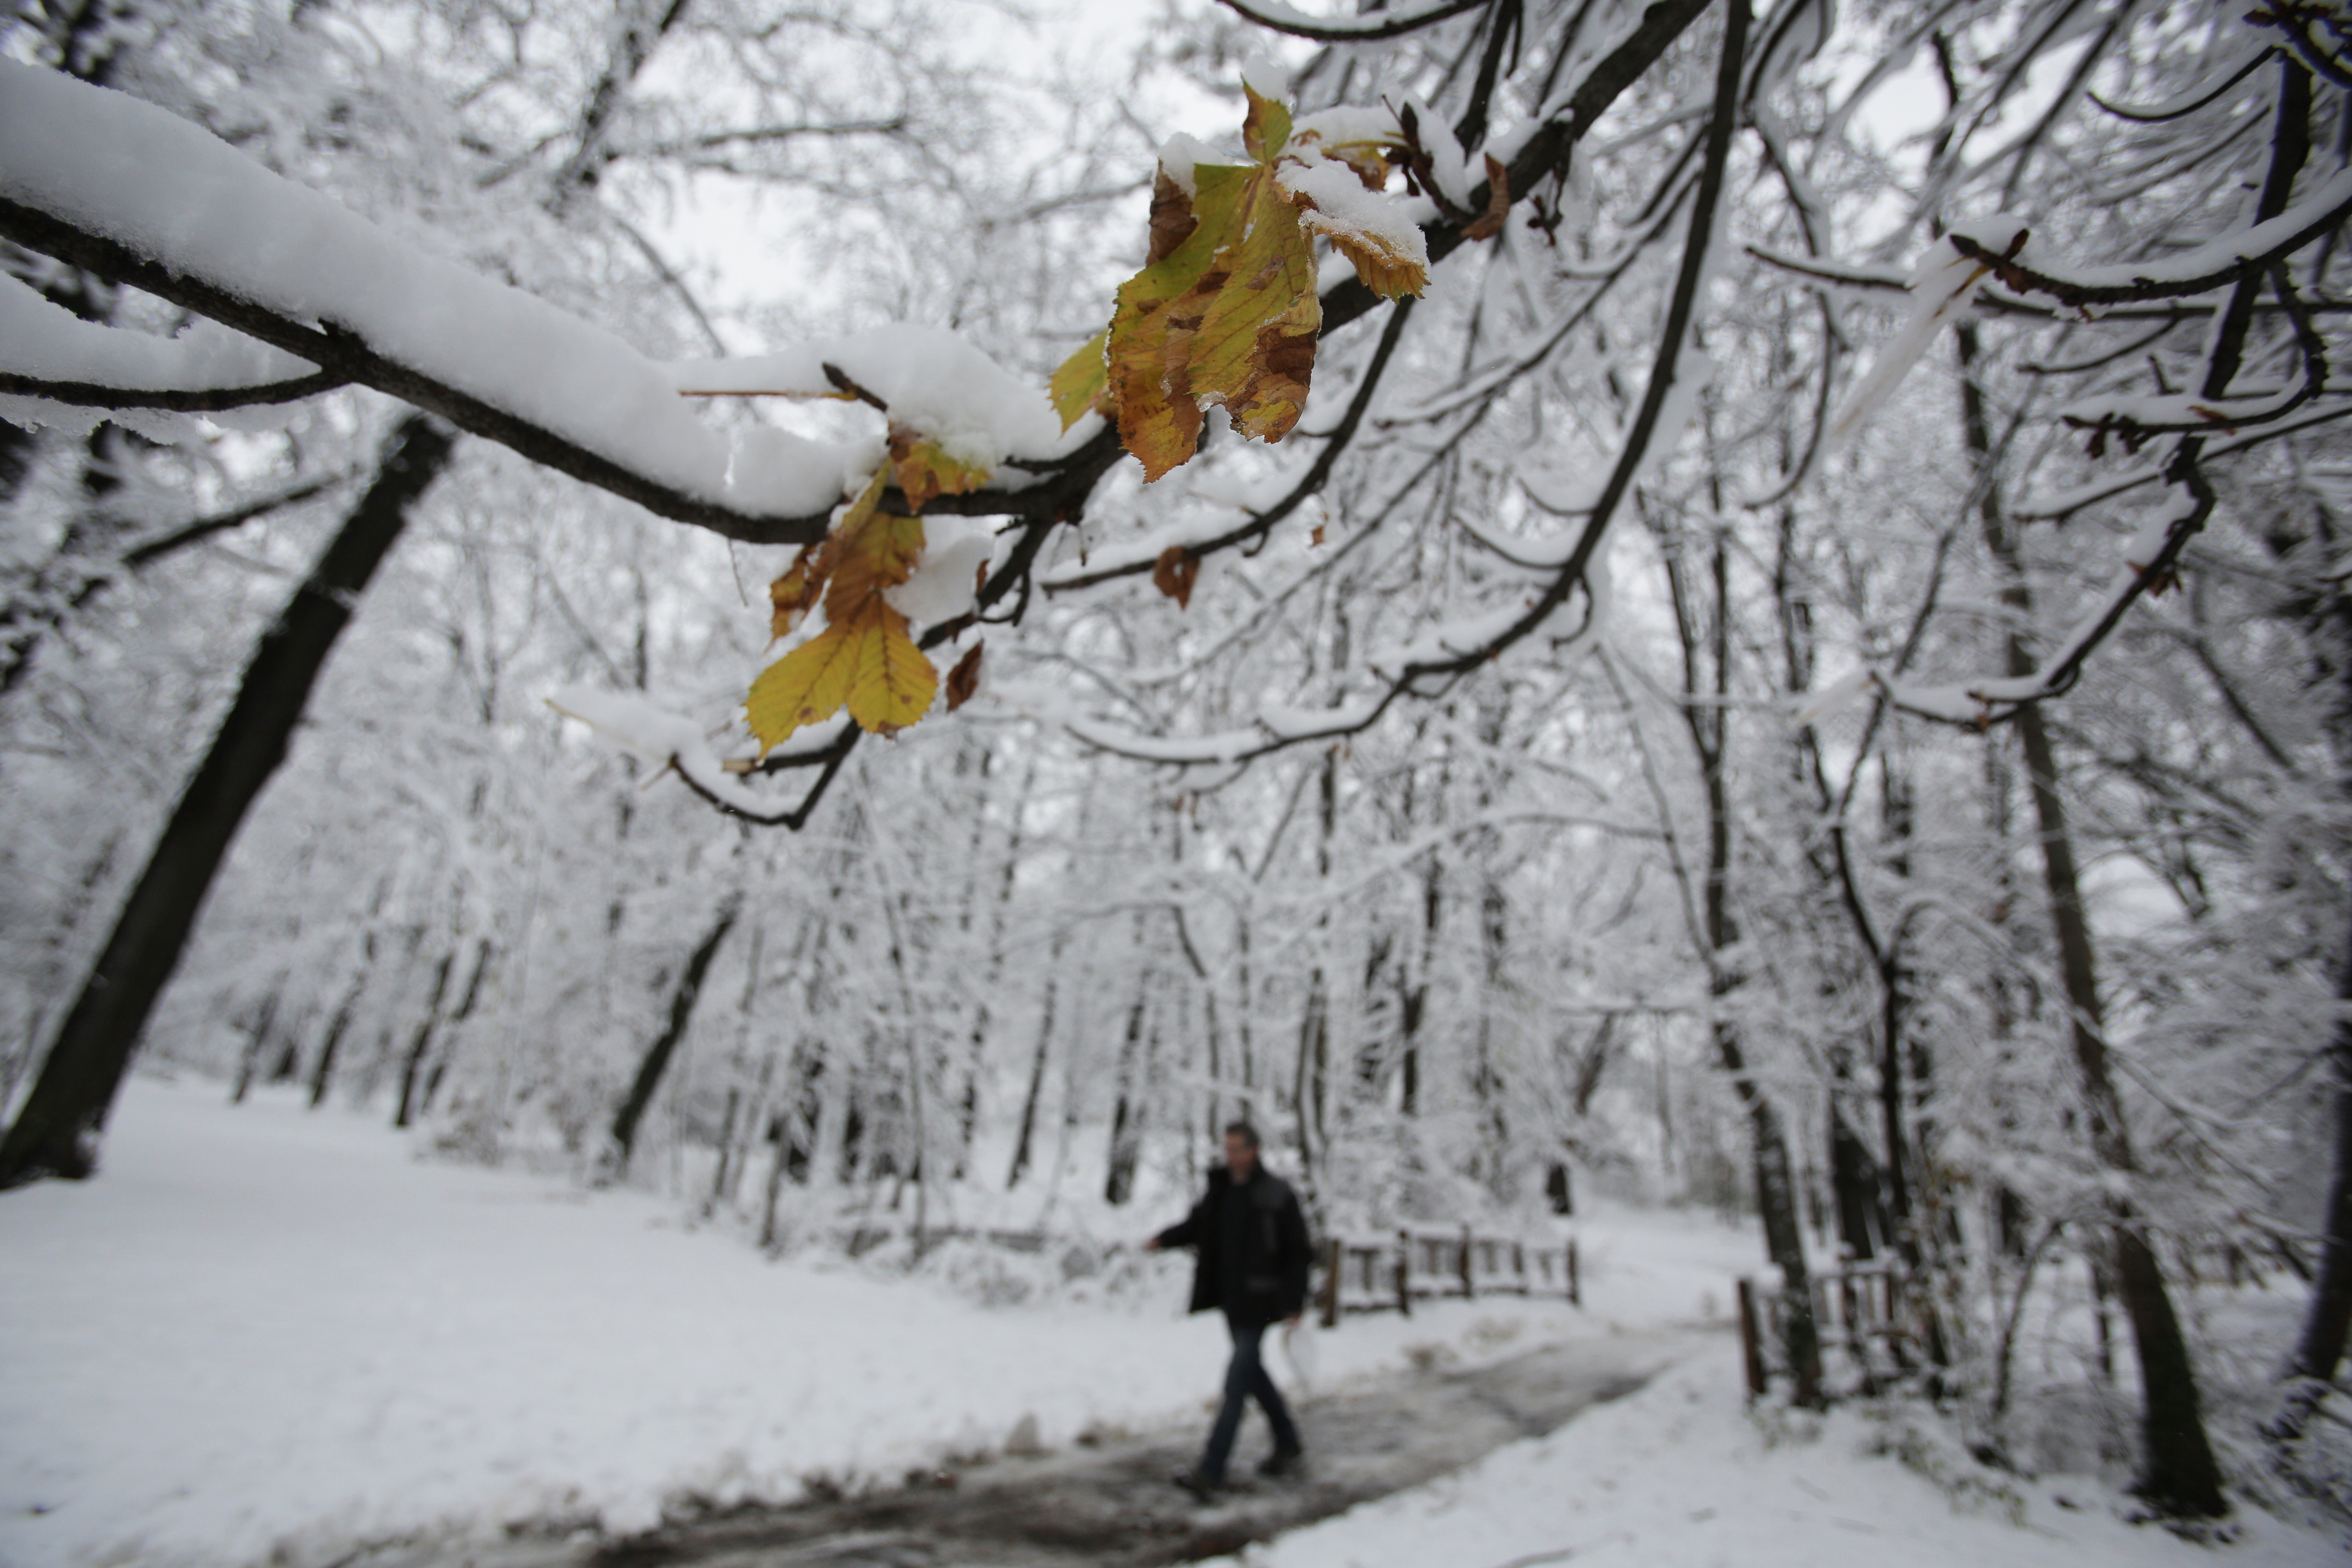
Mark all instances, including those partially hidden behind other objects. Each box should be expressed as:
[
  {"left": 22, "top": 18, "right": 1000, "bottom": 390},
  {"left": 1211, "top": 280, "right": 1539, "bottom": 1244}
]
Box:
[{"left": 1153, "top": 1165, "right": 1312, "bottom": 1325}]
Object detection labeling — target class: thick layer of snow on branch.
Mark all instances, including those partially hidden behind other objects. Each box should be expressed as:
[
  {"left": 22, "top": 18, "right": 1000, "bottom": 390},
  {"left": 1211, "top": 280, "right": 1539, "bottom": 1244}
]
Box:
[
  {"left": 2060, "top": 388, "right": 2306, "bottom": 431},
  {"left": 1062, "top": 713, "right": 1261, "bottom": 764},
  {"left": 0, "top": 272, "right": 316, "bottom": 392},
  {"left": 1827, "top": 218, "right": 2025, "bottom": 447},
  {"left": 0, "top": 61, "right": 848, "bottom": 517},
  {"left": 1257, "top": 693, "right": 1384, "bottom": 739},
  {"left": 1375, "top": 602, "right": 1540, "bottom": 673},
  {"left": 666, "top": 327, "right": 1062, "bottom": 470},
  {"left": 1224, "top": 0, "right": 1481, "bottom": 38},
  {"left": 545, "top": 687, "right": 789, "bottom": 816},
  {"left": 2047, "top": 166, "right": 2352, "bottom": 290}
]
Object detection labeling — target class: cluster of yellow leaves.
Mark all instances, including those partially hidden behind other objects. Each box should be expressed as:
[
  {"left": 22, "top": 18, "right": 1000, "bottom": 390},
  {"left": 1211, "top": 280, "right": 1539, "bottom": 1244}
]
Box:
[
  {"left": 742, "top": 372, "right": 1004, "bottom": 751},
  {"left": 1053, "top": 87, "right": 1429, "bottom": 482},
  {"left": 749, "top": 467, "right": 980, "bottom": 752}
]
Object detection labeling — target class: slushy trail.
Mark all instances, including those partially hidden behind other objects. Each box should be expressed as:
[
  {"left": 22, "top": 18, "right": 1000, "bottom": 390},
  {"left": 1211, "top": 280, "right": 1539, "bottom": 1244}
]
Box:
[{"left": 380, "top": 1325, "right": 1720, "bottom": 1568}]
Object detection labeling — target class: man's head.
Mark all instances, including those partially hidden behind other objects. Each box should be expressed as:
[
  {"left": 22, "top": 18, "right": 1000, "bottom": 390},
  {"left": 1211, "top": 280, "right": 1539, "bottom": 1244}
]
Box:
[{"left": 1222, "top": 1121, "right": 1261, "bottom": 1180}]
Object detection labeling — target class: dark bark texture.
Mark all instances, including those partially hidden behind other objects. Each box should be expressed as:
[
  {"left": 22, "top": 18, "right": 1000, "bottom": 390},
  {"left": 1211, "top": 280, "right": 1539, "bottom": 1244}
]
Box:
[
  {"left": 608, "top": 894, "right": 742, "bottom": 1171},
  {"left": 0, "top": 416, "right": 454, "bottom": 1188}
]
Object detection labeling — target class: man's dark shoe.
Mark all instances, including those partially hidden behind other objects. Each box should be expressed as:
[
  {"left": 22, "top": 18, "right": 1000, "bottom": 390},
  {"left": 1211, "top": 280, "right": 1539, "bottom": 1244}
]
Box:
[
  {"left": 1257, "top": 1446, "right": 1305, "bottom": 1478},
  {"left": 1172, "top": 1467, "right": 1221, "bottom": 1502}
]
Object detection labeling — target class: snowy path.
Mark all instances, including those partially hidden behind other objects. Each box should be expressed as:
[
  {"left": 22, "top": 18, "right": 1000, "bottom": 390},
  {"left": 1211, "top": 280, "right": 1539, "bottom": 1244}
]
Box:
[
  {"left": 357, "top": 1327, "right": 1714, "bottom": 1568},
  {"left": 3, "top": 1078, "right": 1712, "bottom": 1568}
]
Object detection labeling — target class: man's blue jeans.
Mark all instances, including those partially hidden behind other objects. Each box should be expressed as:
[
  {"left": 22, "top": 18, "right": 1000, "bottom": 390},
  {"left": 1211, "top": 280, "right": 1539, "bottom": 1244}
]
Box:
[{"left": 1200, "top": 1314, "right": 1301, "bottom": 1482}]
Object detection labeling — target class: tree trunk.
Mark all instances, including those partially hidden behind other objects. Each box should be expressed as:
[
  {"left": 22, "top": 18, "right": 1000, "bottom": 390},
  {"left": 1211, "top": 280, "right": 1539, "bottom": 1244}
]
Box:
[
  {"left": 1828, "top": 1096, "right": 1882, "bottom": 1262},
  {"left": 1006, "top": 950, "right": 1060, "bottom": 1189},
  {"left": 1958, "top": 324, "right": 2225, "bottom": 1517},
  {"left": 1661, "top": 508, "right": 1823, "bottom": 1406},
  {"left": 393, "top": 949, "right": 456, "bottom": 1129},
  {"left": 0, "top": 416, "right": 454, "bottom": 1187},
  {"left": 2276, "top": 885, "right": 2352, "bottom": 1434},
  {"left": 419, "top": 938, "right": 496, "bottom": 1116},
  {"left": 608, "top": 893, "right": 741, "bottom": 1172},
  {"left": 1104, "top": 984, "right": 1149, "bottom": 1206},
  {"left": 307, "top": 975, "right": 364, "bottom": 1110}
]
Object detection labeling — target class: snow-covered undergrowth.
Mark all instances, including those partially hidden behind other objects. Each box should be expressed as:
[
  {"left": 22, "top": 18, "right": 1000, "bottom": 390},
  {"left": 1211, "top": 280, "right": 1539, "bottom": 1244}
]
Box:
[
  {"left": 1208, "top": 1343, "right": 2347, "bottom": 1568},
  {"left": 0, "top": 1076, "right": 1724, "bottom": 1568}
]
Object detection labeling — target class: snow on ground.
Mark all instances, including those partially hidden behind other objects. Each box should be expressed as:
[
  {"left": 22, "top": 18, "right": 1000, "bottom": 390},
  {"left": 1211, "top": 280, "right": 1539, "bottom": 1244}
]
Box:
[
  {"left": 1209, "top": 1342, "right": 2345, "bottom": 1568},
  {"left": 0, "top": 1076, "right": 1704, "bottom": 1568},
  {"left": 13, "top": 1077, "right": 2330, "bottom": 1568}
]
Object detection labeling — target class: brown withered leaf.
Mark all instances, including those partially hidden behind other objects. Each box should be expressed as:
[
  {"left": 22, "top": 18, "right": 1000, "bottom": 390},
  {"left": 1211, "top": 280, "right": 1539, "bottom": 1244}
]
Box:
[
  {"left": 887, "top": 423, "right": 993, "bottom": 512},
  {"left": 1102, "top": 87, "right": 1427, "bottom": 481},
  {"left": 1310, "top": 523, "right": 1326, "bottom": 546},
  {"left": 1153, "top": 546, "right": 1199, "bottom": 609},
  {"left": 1321, "top": 138, "right": 1390, "bottom": 191},
  {"left": 769, "top": 547, "right": 827, "bottom": 639},
  {"left": 767, "top": 469, "right": 884, "bottom": 637},
  {"left": 945, "top": 641, "right": 984, "bottom": 710},
  {"left": 1147, "top": 168, "right": 1200, "bottom": 264},
  {"left": 1463, "top": 155, "right": 1511, "bottom": 242}
]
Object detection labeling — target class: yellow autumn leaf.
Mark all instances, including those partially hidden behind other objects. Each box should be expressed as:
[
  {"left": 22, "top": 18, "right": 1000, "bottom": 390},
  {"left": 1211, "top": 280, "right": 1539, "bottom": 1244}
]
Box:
[
  {"left": 1242, "top": 86, "right": 1292, "bottom": 163},
  {"left": 747, "top": 615, "right": 862, "bottom": 748},
  {"left": 846, "top": 598, "right": 938, "bottom": 734},
  {"left": 747, "top": 472, "right": 941, "bottom": 750},
  {"left": 748, "top": 599, "right": 938, "bottom": 748},
  {"left": 1050, "top": 330, "right": 1109, "bottom": 432},
  {"left": 887, "top": 424, "right": 993, "bottom": 512}
]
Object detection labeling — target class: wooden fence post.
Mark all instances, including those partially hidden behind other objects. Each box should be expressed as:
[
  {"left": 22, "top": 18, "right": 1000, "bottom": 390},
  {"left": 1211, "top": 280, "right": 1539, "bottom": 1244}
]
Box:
[
  {"left": 1736, "top": 1277, "right": 1767, "bottom": 1400},
  {"left": 1396, "top": 1227, "right": 1413, "bottom": 1317},
  {"left": 1459, "top": 1223, "right": 1476, "bottom": 1299},
  {"left": 1567, "top": 1238, "right": 1581, "bottom": 1307},
  {"left": 1319, "top": 1236, "right": 1341, "bottom": 1329}
]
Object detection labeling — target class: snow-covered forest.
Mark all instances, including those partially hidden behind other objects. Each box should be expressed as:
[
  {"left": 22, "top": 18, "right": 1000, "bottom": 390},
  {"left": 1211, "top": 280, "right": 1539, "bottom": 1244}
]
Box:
[{"left": 3, "top": 0, "right": 2352, "bottom": 1559}]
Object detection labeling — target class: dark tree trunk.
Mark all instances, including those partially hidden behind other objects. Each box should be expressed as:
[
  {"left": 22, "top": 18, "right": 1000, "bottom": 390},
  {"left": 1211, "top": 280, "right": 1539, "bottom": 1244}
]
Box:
[
  {"left": 393, "top": 950, "right": 456, "bottom": 1129},
  {"left": 307, "top": 976, "right": 364, "bottom": 1109},
  {"left": 2277, "top": 890, "right": 2352, "bottom": 1434},
  {"left": 417, "top": 938, "right": 494, "bottom": 1116},
  {"left": 608, "top": 893, "right": 741, "bottom": 1172},
  {"left": 0, "top": 416, "right": 454, "bottom": 1188},
  {"left": 1828, "top": 1097, "right": 1882, "bottom": 1262},
  {"left": 229, "top": 987, "right": 282, "bottom": 1106},
  {"left": 1006, "top": 956, "right": 1059, "bottom": 1190},
  {"left": 1958, "top": 324, "right": 2225, "bottom": 1517},
  {"left": 1104, "top": 985, "right": 1150, "bottom": 1207},
  {"left": 1660, "top": 502, "right": 1823, "bottom": 1406}
]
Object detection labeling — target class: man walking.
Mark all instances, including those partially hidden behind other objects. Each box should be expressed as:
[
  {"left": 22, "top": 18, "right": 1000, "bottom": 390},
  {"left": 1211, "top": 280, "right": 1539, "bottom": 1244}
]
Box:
[{"left": 1147, "top": 1121, "right": 1312, "bottom": 1499}]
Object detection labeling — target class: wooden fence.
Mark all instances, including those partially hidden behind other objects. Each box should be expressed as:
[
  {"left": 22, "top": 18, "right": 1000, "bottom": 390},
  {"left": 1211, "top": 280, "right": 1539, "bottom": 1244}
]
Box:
[
  {"left": 1736, "top": 1259, "right": 1924, "bottom": 1398},
  {"left": 1316, "top": 1226, "right": 1581, "bottom": 1328}
]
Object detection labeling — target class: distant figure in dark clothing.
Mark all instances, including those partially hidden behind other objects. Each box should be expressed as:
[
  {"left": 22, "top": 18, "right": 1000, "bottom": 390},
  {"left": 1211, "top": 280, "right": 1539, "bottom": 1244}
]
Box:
[{"left": 1147, "top": 1121, "right": 1312, "bottom": 1499}]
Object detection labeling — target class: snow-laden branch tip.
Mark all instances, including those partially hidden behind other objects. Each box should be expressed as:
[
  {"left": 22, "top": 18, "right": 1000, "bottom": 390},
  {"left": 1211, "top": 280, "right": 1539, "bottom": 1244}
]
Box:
[
  {"left": 1214, "top": 0, "right": 1487, "bottom": 43},
  {"left": 1947, "top": 165, "right": 2352, "bottom": 305},
  {"left": 547, "top": 688, "right": 766, "bottom": 813},
  {"left": 1826, "top": 218, "right": 2026, "bottom": 449},
  {"left": 0, "top": 271, "right": 341, "bottom": 418},
  {"left": 669, "top": 327, "right": 1064, "bottom": 475}
]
